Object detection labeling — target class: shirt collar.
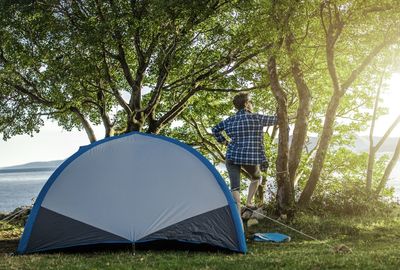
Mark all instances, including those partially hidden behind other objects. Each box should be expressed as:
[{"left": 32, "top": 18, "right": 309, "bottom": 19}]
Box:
[{"left": 237, "top": 109, "right": 251, "bottom": 115}]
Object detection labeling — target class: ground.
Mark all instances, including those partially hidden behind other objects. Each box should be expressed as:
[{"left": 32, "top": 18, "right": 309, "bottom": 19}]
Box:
[{"left": 1, "top": 210, "right": 400, "bottom": 270}]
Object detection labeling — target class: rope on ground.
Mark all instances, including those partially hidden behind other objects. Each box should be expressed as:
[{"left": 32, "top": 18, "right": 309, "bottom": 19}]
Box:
[
  {"left": 0, "top": 207, "right": 30, "bottom": 226},
  {"left": 243, "top": 206, "right": 334, "bottom": 249}
]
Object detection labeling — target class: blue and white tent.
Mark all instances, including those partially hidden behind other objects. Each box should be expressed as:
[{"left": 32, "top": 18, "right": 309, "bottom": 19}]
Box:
[{"left": 17, "top": 132, "right": 246, "bottom": 254}]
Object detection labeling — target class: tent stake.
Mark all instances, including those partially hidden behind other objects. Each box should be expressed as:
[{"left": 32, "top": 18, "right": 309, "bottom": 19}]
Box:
[{"left": 131, "top": 243, "right": 136, "bottom": 255}]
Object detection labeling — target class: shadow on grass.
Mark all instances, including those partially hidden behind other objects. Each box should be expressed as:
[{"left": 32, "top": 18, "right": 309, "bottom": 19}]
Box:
[
  {"left": 0, "top": 239, "right": 236, "bottom": 256},
  {"left": 0, "top": 239, "right": 18, "bottom": 254}
]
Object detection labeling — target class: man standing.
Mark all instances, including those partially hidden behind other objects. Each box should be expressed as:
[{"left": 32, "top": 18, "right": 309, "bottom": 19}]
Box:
[{"left": 212, "top": 93, "right": 277, "bottom": 213}]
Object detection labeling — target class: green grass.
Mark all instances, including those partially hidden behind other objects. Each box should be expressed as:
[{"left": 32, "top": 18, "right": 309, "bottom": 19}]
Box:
[{"left": 1, "top": 211, "right": 400, "bottom": 270}]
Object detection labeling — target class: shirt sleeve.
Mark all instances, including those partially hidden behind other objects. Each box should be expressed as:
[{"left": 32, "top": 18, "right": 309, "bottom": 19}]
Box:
[
  {"left": 212, "top": 120, "right": 227, "bottom": 143},
  {"left": 258, "top": 114, "right": 278, "bottom": 126}
]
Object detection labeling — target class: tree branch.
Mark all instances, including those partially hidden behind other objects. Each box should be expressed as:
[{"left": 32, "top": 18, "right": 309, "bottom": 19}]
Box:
[
  {"left": 198, "top": 84, "right": 268, "bottom": 93},
  {"left": 375, "top": 114, "right": 400, "bottom": 151},
  {"left": 101, "top": 47, "right": 132, "bottom": 114},
  {"left": 341, "top": 34, "right": 400, "bottom": 91},
  {"left": 183, "top": 115, "right": 226, "bottom": 161},
  {"left": 141, "top": 37, "right": 178, "bottom": 115},
  {"left": 9, "top": 82, "right": 54, "bottom": 107},
  {"left": 375, "top": 136, "right": 400, "bottom": 195},
  {"left": 70, "top": 106, "right": 97, "bottom": 143},
  {"left": 148, "top": 88, "right": 198, "bottom": 133}
]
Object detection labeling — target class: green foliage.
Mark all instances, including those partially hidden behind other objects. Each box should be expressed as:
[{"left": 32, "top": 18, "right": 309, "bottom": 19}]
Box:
[
  {"left": 1, "top": 0, "right": 400, "bottom": 212},
  {"left": 305, "top": 148, "right": 395, "bottom": 215},
  {"left": 0, "top": 0, "right": 264, "bottom": 139}
]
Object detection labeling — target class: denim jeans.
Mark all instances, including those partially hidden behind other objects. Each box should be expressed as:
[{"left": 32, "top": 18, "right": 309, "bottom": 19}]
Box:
[{"left": 225, "top": 160, "right": 261, "bottom": 191}]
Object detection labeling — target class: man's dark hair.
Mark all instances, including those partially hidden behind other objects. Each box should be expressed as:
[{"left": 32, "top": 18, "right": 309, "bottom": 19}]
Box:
[{"left": 233, "top": 93, "right": 250, "bottom": 110}]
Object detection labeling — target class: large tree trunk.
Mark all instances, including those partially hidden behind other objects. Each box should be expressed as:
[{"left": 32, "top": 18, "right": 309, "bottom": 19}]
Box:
[
  {"left": 286, "top": 33, "right": 312, "bottom": 186},
  {"left": 126, "top": 112, "right": 144, "bottom": 132},
  {"left": 267, "top": 56, "right": 295, "bottom": 215},
  {"left": 101, "top": 114, "right": 114, "bottom": 138},
  {"left": 288, "top": 73, "right": 311, "bottom": 186},
  {"left": 298, "top": 93, "right": 341, "bottom": 207}
]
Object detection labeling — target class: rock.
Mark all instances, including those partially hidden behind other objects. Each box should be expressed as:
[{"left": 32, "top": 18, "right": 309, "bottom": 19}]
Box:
[
  {"left": 247, "top": 218, "right": 259, "bottom": 227},
  {"left": 241, "top": 209, "right": 253, "bottom": 220},
  {"left": 279, "top": 214, "right": 287, "bottom": 221},
  {"left": 251, "top": 208, "right": 266, "bottom": 220},
  {"left": 333, "top": 244, "right": 352, "bottom": 254}
]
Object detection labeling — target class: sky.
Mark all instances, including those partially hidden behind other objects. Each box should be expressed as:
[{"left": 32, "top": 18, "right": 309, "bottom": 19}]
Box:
[{"left": 0, "top": 73, "right": 399, "bottom": 168}]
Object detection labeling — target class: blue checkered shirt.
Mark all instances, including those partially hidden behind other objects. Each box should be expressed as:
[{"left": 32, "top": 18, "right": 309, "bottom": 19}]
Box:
[{"left": 212, "top": 109, "right": 277, "bottom": 165}]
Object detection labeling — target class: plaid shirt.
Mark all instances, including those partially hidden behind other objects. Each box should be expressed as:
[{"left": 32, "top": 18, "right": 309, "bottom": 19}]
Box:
[{"left": 212, "top": 109, "right": 277, "bottom": 165}]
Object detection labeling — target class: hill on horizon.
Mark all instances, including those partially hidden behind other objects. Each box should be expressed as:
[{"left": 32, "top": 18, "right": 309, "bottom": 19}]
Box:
[
  {"left": 0, "top": 160, "right": 64, "bottom": 173},
  {"left": 303, "top": 135, "right": 398, "bottom": 153},
  {"left": 0, "top": 135, "right": 398, "bottom": 173}
]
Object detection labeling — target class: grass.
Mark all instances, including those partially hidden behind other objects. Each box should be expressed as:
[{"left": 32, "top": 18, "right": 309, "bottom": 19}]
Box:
[{"left": 1, "top": 210, "right": 400, "bottom": 270}]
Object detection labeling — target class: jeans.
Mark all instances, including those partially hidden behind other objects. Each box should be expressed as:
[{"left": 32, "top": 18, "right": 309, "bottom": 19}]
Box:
[{"left": 225, "top": 160, "right": 261, "bottom": 191}]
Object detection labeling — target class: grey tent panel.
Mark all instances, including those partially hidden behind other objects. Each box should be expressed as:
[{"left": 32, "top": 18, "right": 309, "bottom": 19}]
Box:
[
  {"left": 139, "top": 205, "right": 239, "bottom": 252},
  {"left": 40, "top": 134, "right": 228, "bottom": 241},
  {"left": 18, "top": 132, "right": 246, "bottom": 254},
  {"left": 26, "top": 207, "right": 130, "bottom": 253}
]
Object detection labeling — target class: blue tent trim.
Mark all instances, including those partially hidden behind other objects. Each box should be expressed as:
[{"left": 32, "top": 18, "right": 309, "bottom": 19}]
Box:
[{"left": 17, "top": 132, "right": 246, "bottom": 254}]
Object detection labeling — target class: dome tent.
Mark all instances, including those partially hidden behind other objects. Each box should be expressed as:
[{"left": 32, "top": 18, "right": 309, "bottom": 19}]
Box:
[{"left": 17, "top": 132, "right": 246, "bottom": 254}]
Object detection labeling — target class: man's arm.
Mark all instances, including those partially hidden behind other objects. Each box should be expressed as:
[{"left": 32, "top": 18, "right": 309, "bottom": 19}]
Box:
[
  {"left": 212, "top": 121, "right": 227, "bottom": 144},
  {"left": 258, "top": 114, "right": 278, "bottom": 126}
]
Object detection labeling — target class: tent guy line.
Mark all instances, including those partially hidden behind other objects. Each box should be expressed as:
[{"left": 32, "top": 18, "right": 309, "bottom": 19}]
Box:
[{"left": 244, "top": 206, "right": 336, "bottom": 250}]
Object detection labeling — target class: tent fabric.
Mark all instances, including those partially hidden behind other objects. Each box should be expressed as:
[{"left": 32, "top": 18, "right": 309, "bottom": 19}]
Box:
[
  {"left": 17, "top": 132, "right": 246, "bottom": 254},
  {"left": 139, "top": 205, "right": 238, "bottom": 251},
  {"left": 26, "top": 207, "right": 131, "bottom": 252}
]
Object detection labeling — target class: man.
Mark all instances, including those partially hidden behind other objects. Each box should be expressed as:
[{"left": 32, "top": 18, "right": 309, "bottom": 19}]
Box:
[{"left": 212, "top": 93, "right": 277, "bottom": 213}]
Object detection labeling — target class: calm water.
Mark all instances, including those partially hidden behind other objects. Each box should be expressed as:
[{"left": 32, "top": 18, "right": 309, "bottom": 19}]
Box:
[
  {"left": 0, "top": 165, "right": 399, "bottom": 213},
  {"left": 0, "top": 171, "right": 52, "bottom": 213}
]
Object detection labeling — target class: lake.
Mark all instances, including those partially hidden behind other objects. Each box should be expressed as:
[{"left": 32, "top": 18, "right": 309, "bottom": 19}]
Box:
[
  {"left": 0, "top": 165, "right": 399, "bottom": 213},
  {"left": 0, "top": 171, "right": 51, "bottom": 213}
]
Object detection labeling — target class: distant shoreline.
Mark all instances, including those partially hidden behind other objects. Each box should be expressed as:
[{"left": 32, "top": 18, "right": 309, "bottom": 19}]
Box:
[
  {"left": 0, "top": 160, "right": 63, "bottom": 174},
  {"left": 0, "top": 167, "right": 57, "bottom": 174}
]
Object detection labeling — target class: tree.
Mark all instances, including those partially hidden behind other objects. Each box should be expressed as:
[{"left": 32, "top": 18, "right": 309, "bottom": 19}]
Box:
[
  {"left": 298, "top": 0, "right": 400, "bottom": 207},
  {"left": 366, "top": 68, "right": 400, "bottom": 193},
  {"left": 0, "top": 0, "right": 266, "bottom": 141},
  {"left": 246, "top": 0, "right": 314, "bottom": 214},
  {"left": 2, "top": 0, "right": 400, "bottom": 213}
]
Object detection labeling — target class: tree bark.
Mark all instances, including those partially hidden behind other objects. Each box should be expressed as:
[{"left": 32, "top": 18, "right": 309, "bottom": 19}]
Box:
[
  {"left": 285, "top": 33, "right": 312, "bottom": 187},
  {"left": 367, "top": 114, "right": 400, "bottom": 192},
  {"left": 298, "top": 93, "right": 341, "bottom": 207},
  {"left": 366, "top": 70, "right": 384, "bottom": 191},
  {"left": 376, "top": 137, "right": 400, "bottom": 195},
  {"left": 255, "top": 176, "right": 267, "bottom": 205},
  {"left": 70, "top": 107, "right": 97, "bottom": 143},
  {"left": 146, "top": 88, "right": 198, "bottom": 134},
  {"left": 267, "top": 56, "right": 294, "bottom": 215}
]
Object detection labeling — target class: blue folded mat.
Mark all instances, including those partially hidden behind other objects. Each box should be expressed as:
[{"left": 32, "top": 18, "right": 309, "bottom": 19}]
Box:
[{"left": 253, "top": 232, "right": 291, "bottom": 243}]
